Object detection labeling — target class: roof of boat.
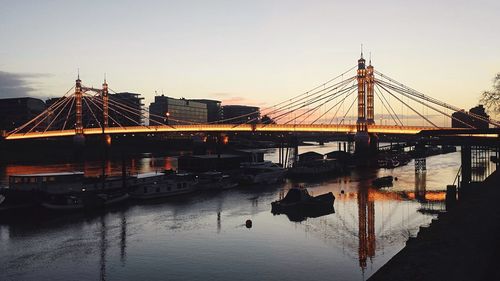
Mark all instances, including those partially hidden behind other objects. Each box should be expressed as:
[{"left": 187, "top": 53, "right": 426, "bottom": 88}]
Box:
[
  {"left": 136, "top": 172, "right": 164, "bottom": 178},
  {"left": 11, "top": 172, "right": 84, "bottom": 177},
  {"left": 182, "top": 154, "right": 241, "bottom": 159}
]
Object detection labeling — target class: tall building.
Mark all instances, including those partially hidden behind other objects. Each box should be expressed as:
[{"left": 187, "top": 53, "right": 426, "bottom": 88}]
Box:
[
  {"left": 111, "top": 92, "right": 144, "bottom": 126},
  {"left": 189, "top": 99, "right": 221, "bottom": 122},
  {"left": 221, "top": 105, "right": 260, "bottom": 124},
  {"left": 452, "top": 105, "right": 489, "bottom": 129},
  {"left": 149, "top": 95, "right": 207, "bottom": 125},
  {"left": 0, "top": 97, "right": 46, "bottom": 131}
]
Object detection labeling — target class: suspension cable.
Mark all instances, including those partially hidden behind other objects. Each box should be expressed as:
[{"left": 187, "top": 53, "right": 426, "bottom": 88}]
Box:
[
  {"left": 313, "top": 85, "right": 357, "bottom": 124},
  {"left": 374, "top": 85, "right": 402, "bottom": 126},
  {"left": 375, "top": 83, "right": 439, "bottom": 128},
  {"left": 82, "top": 96, "right": 102, "bottom": 129},
  {"left": 44, "top": 96, "right": 74, "bottom": 132},
  {"left": 376, "top": 70, "right": 499, "bottom": 127},
  {"left": 62, "top": 97, "right": 76, "bottom": 131},
  {"left": 339, "top": 94, "right": 358, "bottom": 125},
  {"left": 377, "top": 80, "right": 475, "bottom": 129},
  {"left": 8, "top": 86, "right": 75, "bottom": 135},
  {"left": 298, "top": 79, "right": 356, "bottom": 124}
]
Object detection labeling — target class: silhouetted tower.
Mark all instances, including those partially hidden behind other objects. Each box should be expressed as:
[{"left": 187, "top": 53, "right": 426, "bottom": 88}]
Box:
[
  {"left": 102, "top": 76, "right": 109, "bottom": 128},
  {"left": 75, "top": 72, "right": 83, "bottom": 135},
  {"left": 354, "top": 48, "right": 370, "bottom": 153},
  {"left": 366, "top": 56, "right": 375, "bottom": 125}
]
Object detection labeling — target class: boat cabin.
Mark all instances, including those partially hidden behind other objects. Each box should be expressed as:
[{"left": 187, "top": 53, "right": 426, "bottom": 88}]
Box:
[{"left": 9, "top": 172, "right": 85, "bottom": 193}]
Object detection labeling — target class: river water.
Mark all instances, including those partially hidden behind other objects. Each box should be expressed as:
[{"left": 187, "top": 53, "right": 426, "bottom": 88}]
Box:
[{"left": 0, "top": 144, "right": 462, "bottom": 281}]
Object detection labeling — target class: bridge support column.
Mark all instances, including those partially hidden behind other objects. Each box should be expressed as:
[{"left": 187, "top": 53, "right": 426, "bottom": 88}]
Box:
[{"left": 461, "top": 145, "right": 472, "bottom": 185}]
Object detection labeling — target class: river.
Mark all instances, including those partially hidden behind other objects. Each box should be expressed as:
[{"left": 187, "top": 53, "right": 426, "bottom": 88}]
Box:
[{"left": 0, "top": 143, "right": 463, "bottom": 281}]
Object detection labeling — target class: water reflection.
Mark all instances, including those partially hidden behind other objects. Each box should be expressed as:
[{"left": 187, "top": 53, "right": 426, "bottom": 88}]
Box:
[
  {"left": 414, "top": 172, "right": 427, "bottom": 202},
  {"left": 120, "top": 212, "right": 127, "bottom": 265},
  {"left": 0, "top": 147, "right": 463, "bottom": 281},
  {"left": 356, "top": 177, "right": 375, "bottom": 271},
  {"left": 99, "top": 215, "right": 107, "bottom": 281},
  {"left": 0, "top": 156, "right": 178, "bottom": 186}
]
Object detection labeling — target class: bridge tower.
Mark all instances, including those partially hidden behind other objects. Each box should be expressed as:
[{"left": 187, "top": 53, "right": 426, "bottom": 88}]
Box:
[
  {"left": 73, "top": 73, "right": 85, "bottom": 145},
  {"left": 102, "top": 76, "right": 109, "bottom": 128},
  {"left": 354, "top": 50, "right": 371, "bottom": 153},
  {"left": 366, "top": 57, "right": 379, "bottom": 151},
  {"left": 366, "top": 57, "right": 375, "bottom": 125}
]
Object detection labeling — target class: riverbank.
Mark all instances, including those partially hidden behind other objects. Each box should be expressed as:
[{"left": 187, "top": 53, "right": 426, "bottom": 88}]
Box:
[{"left": 369, "top": 169, "right": 500, "bottom": 281}]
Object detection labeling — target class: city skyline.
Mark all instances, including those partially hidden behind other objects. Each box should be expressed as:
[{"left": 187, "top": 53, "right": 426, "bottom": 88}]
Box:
[{"left": 1, "top": 0, "right": 499, "bottom": 116}]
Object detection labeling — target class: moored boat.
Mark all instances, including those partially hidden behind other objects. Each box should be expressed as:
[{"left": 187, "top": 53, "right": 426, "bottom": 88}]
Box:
[
  {"left": 271, "top": 187, "right": 335, "bottom": 215},
  {"left": 130, "top": 172, "right": 197, "bottom": 199},
  {"left": 41, "top": 173, "right": 131, "bottom": 210},
  {"left": 372, "top": 176, "right": 394, "bottom": 187},
  {"left": 195, "top": 171, "right": 238, "bottom": 190},
  {"left": 1, "top": 172, "right": 85, "bottom": 212},
  {"left": 239, "top": 161, "right": 287, "bottom": 185},
  {"left": 288, "top": 159, "right": 342, "bottom": 178}
]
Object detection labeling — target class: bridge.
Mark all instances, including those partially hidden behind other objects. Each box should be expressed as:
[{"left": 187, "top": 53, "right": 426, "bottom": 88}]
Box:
[{"left": 4, "top": 51, "right": 499, "bottom": 151}]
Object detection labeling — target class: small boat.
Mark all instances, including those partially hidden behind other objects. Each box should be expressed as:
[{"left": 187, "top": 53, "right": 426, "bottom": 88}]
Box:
[
  {"left": 239, "top": 161, "right": 287, "bottom": 185},
  {"left": 372, "top": 176, "right": 393, "bottom": 187},
  {"left": 271, "top": 187, "right": 335, "bottom": 214},
  {"left": 196, "top": 171, "right": 238, "bottom": 190}
]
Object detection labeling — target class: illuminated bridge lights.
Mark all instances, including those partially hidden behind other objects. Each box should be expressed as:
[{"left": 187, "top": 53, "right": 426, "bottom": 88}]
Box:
[{"left": 4, "top": 124, "right": 444, "bottom": 140}]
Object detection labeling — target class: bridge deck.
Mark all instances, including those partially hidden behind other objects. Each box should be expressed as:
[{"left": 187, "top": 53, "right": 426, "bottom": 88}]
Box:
[{"left": 4, "top": 124, "right": 441, "bottom": 140}]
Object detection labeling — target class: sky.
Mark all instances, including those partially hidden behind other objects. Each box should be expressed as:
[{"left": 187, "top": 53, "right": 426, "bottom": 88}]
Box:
[{"left": 0, "top": 0, "right": 499, "bottom": 118}]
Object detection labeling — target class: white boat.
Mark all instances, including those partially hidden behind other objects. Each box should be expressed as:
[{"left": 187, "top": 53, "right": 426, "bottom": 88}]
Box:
[
  {"left": 239, "top": 161, "right": 287, "bottom": 185},
  {"left": 130, "top": 172, "right": 197, "bottom": 199}
]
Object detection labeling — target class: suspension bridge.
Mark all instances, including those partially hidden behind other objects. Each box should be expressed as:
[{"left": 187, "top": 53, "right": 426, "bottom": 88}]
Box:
[{"left": 3, "top": 53, "right": 499, "bottom": 150}]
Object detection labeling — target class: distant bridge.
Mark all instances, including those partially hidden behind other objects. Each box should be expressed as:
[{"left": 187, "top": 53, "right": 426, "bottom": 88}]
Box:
[{"left": 3, "top": 52, "right": 499, "bottom": 148}]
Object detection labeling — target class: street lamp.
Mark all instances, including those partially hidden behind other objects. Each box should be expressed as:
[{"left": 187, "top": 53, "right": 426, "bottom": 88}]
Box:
[{"left": 165, "top": 112, "right": 170, "bottom": 124}]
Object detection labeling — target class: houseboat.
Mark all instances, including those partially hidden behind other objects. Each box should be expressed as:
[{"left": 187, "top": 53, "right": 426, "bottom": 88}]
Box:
[
  {"left": 130, "top": 172, "right": 197, "bottom": 199},
  {"left": 0, "top": 172, "right": 85, "bottom": 211},
  {"left": 196, "top": 171, "right": 238, "bottom": 190},
  {"left": 239, "top": 161, "right": 287, "bottom": 185}
]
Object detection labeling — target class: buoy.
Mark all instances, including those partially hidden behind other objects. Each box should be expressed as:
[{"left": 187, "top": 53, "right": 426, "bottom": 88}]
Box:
[{"left": 245, "top": 219, "right": 252, "bottom": 228}]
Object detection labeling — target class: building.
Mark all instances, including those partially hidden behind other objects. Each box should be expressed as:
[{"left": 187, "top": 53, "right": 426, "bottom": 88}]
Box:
[
  {"left": 0, "top": 97, "right": 46, "bottom": 131},
  {"left": 452, "top": 105, "right": 490, "bottom": 129},
  {"left": 111, "top": 92, "right": 144, "bottom": 126},
  {"left": 189, "top": 99, "right": 221, "bottom": 122},
  {"left": 221, "top": 105, "right": 260, "bottom": 124},
  {"left": 149, "top": 95, "right": 207, "bottom": 125}
]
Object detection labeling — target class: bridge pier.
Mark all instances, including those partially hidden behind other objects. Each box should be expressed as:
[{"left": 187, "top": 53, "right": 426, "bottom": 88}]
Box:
[
  {"left": 460, "top": 145, "right": 472, "bottom": 186},
  {"left": 354, "top": 131, "right": 370, "bottom": 154}
]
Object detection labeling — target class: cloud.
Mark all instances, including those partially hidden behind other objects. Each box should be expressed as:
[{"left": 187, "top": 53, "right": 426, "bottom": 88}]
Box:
[
  {"left": 209, "top": 92, "right": 232, "bottom": 98},
  {"left": 0, "top": 71, "right": 52, "bottom": 98},
  {"left": 208, "top": 93, "right": 268, "bottom": 107}
]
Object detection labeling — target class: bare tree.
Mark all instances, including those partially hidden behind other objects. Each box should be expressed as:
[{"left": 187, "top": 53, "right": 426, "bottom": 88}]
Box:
[{"left": 481, "top": 73, "right": 500, "bottom": 114}]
